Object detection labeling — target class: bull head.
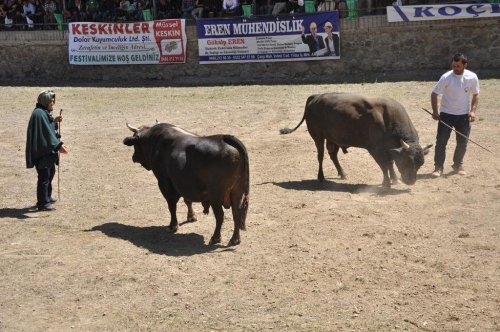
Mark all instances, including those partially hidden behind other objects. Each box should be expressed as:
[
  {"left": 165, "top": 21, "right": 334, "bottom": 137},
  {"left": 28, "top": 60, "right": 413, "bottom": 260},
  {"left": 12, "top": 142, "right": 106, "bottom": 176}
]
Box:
[{"left": 124, "top": 123, "right": 140, "bottom": 146}]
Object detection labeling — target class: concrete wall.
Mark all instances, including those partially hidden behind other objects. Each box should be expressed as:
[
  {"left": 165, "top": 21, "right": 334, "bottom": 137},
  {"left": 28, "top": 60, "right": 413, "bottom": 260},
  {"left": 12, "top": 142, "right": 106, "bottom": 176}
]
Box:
[{"left": 0, "top": 16, "right": 499, "bottom": 86}]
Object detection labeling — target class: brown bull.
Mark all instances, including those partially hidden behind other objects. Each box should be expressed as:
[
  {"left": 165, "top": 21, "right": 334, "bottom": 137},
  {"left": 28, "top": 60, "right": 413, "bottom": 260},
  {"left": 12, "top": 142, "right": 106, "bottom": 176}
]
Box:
[{"left": 280, "top": 93, "right": 432, "bottom": 188}]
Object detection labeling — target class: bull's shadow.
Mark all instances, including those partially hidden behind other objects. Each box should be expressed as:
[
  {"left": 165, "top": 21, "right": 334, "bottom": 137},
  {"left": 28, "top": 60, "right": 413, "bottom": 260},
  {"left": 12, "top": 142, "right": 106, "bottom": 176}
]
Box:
[
  {"left": 89, "top": 222, "right": 226, "bottom": 256},
  {"left": 268, "top": 178, "right": 410, "bottom": 195}
]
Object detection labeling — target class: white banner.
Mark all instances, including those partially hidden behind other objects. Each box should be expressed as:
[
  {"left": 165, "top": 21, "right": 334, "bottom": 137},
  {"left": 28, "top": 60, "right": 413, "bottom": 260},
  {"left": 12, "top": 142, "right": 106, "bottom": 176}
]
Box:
[
  {"left": 197, "top": 12, "right": 341, "bottom": 64},
  {"left": 68, "top": 20, "right": 187, "bottom": 65},
  {"left": 387, "top": 3, "right": 499, "bottom": 22}
]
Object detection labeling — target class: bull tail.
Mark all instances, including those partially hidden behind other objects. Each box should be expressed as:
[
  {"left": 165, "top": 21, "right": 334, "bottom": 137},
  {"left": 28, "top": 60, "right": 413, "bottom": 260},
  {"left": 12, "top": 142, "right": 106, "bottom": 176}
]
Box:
[
  {"left": 223, "top": 135, "right": 249, "bottom": 231},
  {"left": 279, "top": 95, "right": 315, "bottom": 135}
]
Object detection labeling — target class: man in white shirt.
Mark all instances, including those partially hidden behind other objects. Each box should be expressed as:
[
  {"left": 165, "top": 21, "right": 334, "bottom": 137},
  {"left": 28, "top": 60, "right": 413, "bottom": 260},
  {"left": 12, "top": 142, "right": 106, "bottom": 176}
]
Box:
[
  {"left": 22, "top": 0, "right": 36, "bottom": 29},
  {"left": 431, "top": 53, "right": 480, "bottom": 177}
]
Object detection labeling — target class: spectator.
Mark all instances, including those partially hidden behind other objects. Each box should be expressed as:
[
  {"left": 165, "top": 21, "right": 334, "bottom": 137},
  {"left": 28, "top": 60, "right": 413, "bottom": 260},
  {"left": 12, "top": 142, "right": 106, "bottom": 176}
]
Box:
[
  {"left": 334, "top": 0, "right": 347, "bottom": 18},
  {"left": 53, "top": 0, "right": 69, "bottom": 18},
  {"left": 131, "top": 0, "right": 143, "bottom": 20},
  {"left": 317, "top": 0, "right": 326, "bottom": 11},
  {"left": 98, "top": 0, "right": 116, "bottom": 21},
  {"left": 85, "top": 0, "right": 99, "bottom": 20},
  {"left": 0, "top": 1, "right": 6, "bottom": 26},
  {"left": 68, "top": 0, "right": 86, "bottom": 22},
  {"left": 33, "top": 0, "right": 45, "bottom": 28},
  {"left": 271, "top": 0, "right": 286, "bottom": 15},
  {"left": 324, "top": 0, "right": 333, "bottom": 10},
  {"left": 192, "top": 0, "right": 203, "bottom": 19},
  {"left": 116, "top": 0, "right": 130, "bottom": 19},
  {"left": 289, "top": 0, "right": 304, "bottom": 13},
  {"left": 3, "top": 0, "right": 12, "bottom": 28},
  {"left": 7, "top": 0, "right": 24, "bottom": 29},
  {"left": 157, "top": 0, "right": 179, "bottom": 19},
  {"left": 42, "top": 0, "right": 56, "bottom": 27},
  {"left": 203, "top": 0, "right": 219, "bottom": 17},
  {"left": 254, "top": 0, "right": 269, "bottom": 14},
  {"left": 221, "top": 0, "right": 239, "bottom": 16},
  {"left": 181, "top": 0, "right": 194, "bottom": 18},
  {"left": 137, "top": 0, "right": 152, "bottom": 19},
  {"left": 22, "top": 0, "right": 36, "bottom": 29}
]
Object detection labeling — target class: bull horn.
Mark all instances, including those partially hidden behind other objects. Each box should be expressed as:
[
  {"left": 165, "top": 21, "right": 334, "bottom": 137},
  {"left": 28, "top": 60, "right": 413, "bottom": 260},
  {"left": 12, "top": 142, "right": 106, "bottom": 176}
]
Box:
[
  {"left": 155, "top": 119, "right": 159, "bottom": 124},
  {"left": 126, "top": 123, "right": 139, "bottom": 133},
  {"left": 400, "top": 139, "right": 410, "bottom": 150}
]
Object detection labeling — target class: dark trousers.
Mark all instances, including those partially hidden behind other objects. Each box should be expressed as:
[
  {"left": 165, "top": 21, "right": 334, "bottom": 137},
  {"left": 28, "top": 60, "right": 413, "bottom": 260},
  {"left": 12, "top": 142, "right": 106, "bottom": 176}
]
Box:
[
  {"left": 36, "top": 165, "right": 55, "bottom": 208},
  {"left": 434, "top": 112, "right": 471, "bottom": 169}
]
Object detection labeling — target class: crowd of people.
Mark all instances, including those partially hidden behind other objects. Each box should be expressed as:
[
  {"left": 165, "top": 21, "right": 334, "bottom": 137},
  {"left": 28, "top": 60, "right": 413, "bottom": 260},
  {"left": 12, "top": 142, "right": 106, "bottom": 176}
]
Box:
[{"left": 1, "top": 0, "right": 353, "bottom": 30}]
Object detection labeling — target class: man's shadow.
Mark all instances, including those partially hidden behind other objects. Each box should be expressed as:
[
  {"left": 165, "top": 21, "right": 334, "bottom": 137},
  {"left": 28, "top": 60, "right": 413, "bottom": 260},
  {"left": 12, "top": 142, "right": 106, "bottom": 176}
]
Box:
[
  {"left": 0, "top": 206, "right": 39, "bottom": 220},
  {"left": 88, "top": 222, "right": 226, "bottom": 256}
]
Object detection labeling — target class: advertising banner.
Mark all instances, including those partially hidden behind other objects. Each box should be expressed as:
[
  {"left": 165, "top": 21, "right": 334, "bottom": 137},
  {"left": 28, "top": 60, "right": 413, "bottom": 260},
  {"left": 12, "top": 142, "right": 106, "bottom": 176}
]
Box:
[
  {"left": 197, "top": 12, "right": 340, "bottom": 64},
  {"left": 68, "top": 19, "right": 187, "bottom": 65},
  {"left": 387, "top": 3, "right": 499, "bottom": 22}
]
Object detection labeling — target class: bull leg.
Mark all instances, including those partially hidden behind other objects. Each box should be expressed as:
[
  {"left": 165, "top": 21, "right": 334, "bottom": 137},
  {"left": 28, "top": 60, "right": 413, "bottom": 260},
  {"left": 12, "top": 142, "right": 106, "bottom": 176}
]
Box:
[
  {"left": 184, "top": 199, "right": 197, "bottom": 222},
  {"left": 228, "top": 193, "right": 243, "bottom": 246},
  {"left": 165, "top": 196, "right": 181, "bottom": 232},
  {"left": 314, "top": 137, "right": 326, "bottom": 181},
  {"left": 202, "top": 201, "right": 210, "bottom": 214},
  {"left": 388, "top": 161, "right": 400, "bottom": 185},
  {"left": 158, "top": 181, "right": 181, "bottom": 232},
  {"left": 326, "top": 140, "right": 346, "bottom": 179},
  {"left": 209, "top": 204, "right": 224, "bottom": 245},
  {"left": 369, "top": 150, "right": 391, "bottom": 189}
]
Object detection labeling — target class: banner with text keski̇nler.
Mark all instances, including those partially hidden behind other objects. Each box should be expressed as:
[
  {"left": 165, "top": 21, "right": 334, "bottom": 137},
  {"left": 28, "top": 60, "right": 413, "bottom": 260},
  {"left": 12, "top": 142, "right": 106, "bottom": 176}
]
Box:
[{"left": 69, "top": 20, "right": 187, "bottom": 65}]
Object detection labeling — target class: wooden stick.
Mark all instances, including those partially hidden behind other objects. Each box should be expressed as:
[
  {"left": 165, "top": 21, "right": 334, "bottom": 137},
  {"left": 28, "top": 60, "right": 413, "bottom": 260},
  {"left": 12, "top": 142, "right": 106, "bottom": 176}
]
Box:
[
  {"left": 422, "top": 108, "right": 493, "bottom": 154},
  {"left": 58, "top": 109, "right": 63, "bottom": 201}
]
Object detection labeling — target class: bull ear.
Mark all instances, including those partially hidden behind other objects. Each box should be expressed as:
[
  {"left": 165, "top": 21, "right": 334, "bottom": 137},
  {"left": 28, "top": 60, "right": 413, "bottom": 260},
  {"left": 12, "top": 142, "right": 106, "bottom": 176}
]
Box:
[
  {"left": 123, "top": 136, "right": 138, "bottom": 146},
  {"left": 423, "top": 144, "right": 433, "bottom": 155}
]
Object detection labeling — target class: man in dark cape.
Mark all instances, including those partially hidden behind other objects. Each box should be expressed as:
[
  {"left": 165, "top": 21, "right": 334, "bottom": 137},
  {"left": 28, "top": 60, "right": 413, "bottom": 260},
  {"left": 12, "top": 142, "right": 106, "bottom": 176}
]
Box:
[{"left": 26, "top": 90, "right": 68, "bottom": 211}]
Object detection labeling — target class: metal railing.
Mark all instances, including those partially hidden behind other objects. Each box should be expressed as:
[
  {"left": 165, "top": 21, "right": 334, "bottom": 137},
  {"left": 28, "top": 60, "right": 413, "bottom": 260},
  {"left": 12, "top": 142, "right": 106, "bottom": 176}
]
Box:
[{"left": 1, "top": 5, "right": 498, "bottom": 41}]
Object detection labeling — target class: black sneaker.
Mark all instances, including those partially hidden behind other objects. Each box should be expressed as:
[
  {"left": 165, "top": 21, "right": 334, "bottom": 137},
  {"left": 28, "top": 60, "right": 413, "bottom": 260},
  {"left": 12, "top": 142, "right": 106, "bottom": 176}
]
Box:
[{"left": 38, "top": 204, "right": 56, "bottom": 212}]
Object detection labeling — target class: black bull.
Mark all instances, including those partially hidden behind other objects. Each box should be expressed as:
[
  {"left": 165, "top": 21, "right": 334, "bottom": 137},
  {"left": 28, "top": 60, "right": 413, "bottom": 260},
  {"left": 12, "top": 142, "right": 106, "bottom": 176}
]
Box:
[
  {"left": 280, "top": 93, "right": 432, "bottom": 188},
  {"left": 123, "top": 123, "right": 249, "bottom": 246}
]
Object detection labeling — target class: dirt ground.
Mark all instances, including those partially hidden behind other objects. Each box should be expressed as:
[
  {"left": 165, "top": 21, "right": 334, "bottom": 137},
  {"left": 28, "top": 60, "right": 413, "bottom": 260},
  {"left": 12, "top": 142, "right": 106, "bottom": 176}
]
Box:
[{"left": 1, "top": 81, "right": 499, "bottom": 331}]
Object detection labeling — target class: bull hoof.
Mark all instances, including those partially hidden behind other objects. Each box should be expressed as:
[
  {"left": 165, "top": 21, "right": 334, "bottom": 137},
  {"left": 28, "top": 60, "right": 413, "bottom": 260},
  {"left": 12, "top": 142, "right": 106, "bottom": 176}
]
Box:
[
  {"left": 209, "top": 236, "right": 221, "bottom": 245},
  {"left": 391, "top": 178, "right": 400, "bottom": 185},
  {"left": 167, "top": 225, "right": 178, "bottom": 233},
  {"left": 228, "top": 237, "right": 241, "bottom": 246},
  {"left": 187, "top": 215, "right": 197, "bottom": 222},
  {"left": 339, "top": 174, "right": 347, "bottom": 180},
  {"left": 318, "top": 170, "right": 325, "bottom": 182},
  {"left": 202, "top": 202, "right": 210, "bottom": 215}
]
